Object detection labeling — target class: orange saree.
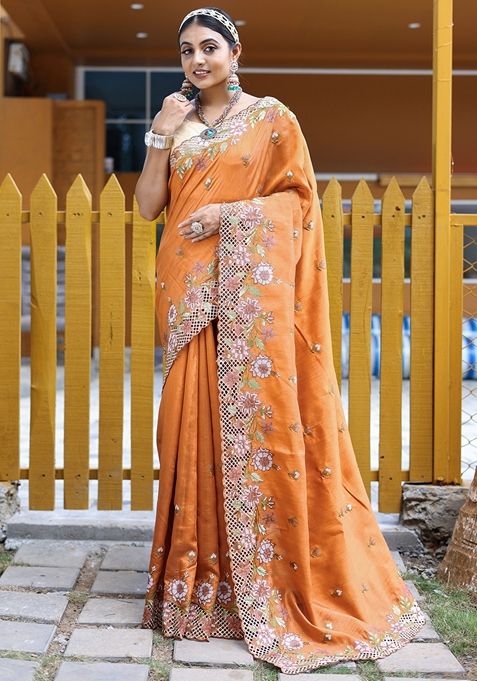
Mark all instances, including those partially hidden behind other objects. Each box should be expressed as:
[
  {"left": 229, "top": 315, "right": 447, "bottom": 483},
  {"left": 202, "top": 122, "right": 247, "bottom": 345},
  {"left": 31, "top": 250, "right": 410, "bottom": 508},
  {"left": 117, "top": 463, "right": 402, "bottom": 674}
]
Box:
[{"left": 141, "top": 96, "right": 426, "bottom": 674}]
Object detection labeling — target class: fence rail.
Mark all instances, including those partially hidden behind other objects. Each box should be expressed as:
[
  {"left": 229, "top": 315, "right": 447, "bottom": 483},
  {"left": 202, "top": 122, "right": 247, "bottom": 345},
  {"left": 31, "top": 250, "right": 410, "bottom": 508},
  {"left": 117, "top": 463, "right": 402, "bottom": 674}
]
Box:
[{"left": 0, "top": 173, "right": 468, "bottom": 512}]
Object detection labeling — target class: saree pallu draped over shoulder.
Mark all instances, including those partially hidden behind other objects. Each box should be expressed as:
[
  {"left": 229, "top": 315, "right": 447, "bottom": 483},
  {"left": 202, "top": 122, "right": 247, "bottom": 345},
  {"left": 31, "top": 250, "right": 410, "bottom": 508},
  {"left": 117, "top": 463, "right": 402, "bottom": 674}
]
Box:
[{"left": 142, "top": 96, "right": 426, "bottom": 674}]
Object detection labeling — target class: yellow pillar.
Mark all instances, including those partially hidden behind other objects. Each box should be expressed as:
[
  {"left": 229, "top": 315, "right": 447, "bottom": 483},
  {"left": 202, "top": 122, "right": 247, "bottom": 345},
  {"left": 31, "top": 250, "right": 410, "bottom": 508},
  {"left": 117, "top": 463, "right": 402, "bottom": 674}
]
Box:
[{"left": 432, "top": 0, "right": 460, "bottom": 483}]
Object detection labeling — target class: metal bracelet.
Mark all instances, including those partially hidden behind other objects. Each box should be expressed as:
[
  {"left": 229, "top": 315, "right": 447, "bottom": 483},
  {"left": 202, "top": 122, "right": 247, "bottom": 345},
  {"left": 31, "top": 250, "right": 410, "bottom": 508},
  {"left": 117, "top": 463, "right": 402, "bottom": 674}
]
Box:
[{"left": 144, "top": 130, "right": 174, "bottom": 149}]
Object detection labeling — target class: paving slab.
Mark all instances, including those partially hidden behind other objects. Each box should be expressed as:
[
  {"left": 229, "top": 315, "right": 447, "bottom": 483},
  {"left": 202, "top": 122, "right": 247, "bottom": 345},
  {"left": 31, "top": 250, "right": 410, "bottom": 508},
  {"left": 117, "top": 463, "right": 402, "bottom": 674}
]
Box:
[
  {"left": 170, "top": 668, "right": 254, "bottom": 681},
  {"left": 278, "top": 675, "right": 360, "bottom": 681},
  {"left": 13, "top": 541, "right": 89, "bottom": 568},
  {"left": 0, "top": 619, "right": 56, "bottom": 653},
  {"left": 330, "top": 662, "right": 357, "bottom": 669},
  {"left": 78, "top": 597, "right": 144, "bottom": 625},
  {"left": 54, "top": 661, "right": 150, "bottom": 681},
  {"left": 64, "top": 627, "right": 152, "bottom": 659},
  {"left": 0, "top": 658, "right": 39, "bottom": 681},
  {"left": 411, "top": 614, "right": 441, "bottom": 641},
  {"left": 101, "top": 545, "right": 150, "bottom": 572},
  {"left": 91, "top": 570, "right": 147, "bottom": 596},
  {"left": 376, "top": 642, "right": 465, "bottom": 674},
  {"left": 390, "top": 551, "right": 406, "bottom": 573},
  {"left": 384, "top": 678, "right": 468, "bottom": 681},
  {"left": 174, "top": 637, "right": 253, "bottom": 665},
  {"left": 0, "top": 565, "right": 79, "bottom": 590},
  {"left": 0, "top": 590, "right": 68, "bottom": 623},
  {"left": 404, "top": 579, "right": 423, "bottom": 601}
]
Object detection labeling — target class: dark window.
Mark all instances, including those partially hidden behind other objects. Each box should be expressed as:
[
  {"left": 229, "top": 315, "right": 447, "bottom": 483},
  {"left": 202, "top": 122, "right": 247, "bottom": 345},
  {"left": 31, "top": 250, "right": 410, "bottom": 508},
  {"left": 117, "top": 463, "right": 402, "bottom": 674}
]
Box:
[
  {"left": 106, "top": 123, "right": 147, "bottom": 172},
  {"left": 150, "top": 72, "right": 193, "bottom": 117},
  {"left": 85, "top": 71, "right": 146, "bottom": 119}
]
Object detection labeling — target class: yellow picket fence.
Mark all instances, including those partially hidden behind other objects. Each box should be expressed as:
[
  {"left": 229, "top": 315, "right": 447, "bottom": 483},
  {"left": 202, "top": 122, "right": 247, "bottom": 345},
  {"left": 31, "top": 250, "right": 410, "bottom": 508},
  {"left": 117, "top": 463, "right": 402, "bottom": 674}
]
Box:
[{"left": 0, "top": 173, "right": 466, "bottom": 512}]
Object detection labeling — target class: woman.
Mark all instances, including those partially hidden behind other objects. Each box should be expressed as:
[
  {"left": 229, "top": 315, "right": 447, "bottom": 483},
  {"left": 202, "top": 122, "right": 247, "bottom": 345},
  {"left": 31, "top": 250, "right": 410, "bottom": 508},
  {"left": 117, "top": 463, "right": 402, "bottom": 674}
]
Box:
[{"left": 136, "top": 6, "right": 426, "bottom": 674}]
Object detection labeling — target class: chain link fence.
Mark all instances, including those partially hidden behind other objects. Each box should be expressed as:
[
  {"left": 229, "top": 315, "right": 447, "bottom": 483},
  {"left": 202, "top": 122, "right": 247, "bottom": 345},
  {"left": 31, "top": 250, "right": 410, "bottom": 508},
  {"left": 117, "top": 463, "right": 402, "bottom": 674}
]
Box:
[{"left": 461, "top": 224, "right": 477, "bottom": 481}]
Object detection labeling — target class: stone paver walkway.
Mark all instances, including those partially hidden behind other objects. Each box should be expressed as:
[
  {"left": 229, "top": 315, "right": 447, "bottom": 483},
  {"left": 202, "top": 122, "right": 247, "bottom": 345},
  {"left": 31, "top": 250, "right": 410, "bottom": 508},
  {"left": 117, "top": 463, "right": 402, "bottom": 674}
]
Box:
[{"left": 0, "top": 541, "right": 469, "bottom": 681}]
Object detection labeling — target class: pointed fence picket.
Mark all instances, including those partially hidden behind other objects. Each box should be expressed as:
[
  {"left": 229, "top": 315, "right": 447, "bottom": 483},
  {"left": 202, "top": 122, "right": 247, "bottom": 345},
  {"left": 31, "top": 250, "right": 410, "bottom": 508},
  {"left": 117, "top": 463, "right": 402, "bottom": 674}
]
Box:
[
  {"left": 348, "top": 180, "right": 375, "bottom": 496},
  {"left": 130, "top": 197, "right": 156, "bottom": 511},
  {"left": 98, "top": 175, "right": 126, "bottom": 510},
  {"left": 29, "top": 176, "right": 58, "bottom": 510},
  {"left": 64, "top": 175, "right": 92, "bottom": 509},
  {"left": 409, "top": 177, "right": 434, "bottom": 484},
  {"left": 0, "top": 175, "right": 22, "bottom": 482},
  {"left": 0, "top": 172, "right": 468, "bottom": 512}
]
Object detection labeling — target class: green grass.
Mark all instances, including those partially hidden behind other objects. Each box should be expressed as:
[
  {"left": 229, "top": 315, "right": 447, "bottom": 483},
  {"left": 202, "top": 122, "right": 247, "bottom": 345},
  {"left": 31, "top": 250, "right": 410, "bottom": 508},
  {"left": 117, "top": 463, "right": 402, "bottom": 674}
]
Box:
[
  {"left": 253, "top": 662, "right": 279, "bottom": 681},
  {"left": 0, "top": 548, "right": 15, "bottom": 575},
  {"left": 410, "top": 574, "right": 477, "bottom": 660},
  {"left": 67, "top": 591, "right": 89, "bottom": 605},
  {"left": 356, "top": 661, "right": 383, "bottom": 681}
]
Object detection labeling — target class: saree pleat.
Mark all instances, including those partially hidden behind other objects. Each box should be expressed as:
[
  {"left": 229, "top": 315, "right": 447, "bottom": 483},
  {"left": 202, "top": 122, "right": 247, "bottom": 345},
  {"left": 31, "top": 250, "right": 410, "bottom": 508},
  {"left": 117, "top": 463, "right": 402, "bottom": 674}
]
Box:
[
  {"left": 144, "top": 320, "right": 243, "bottom": 638},
  {"left": 142, "top": 95, "right": 426, "bottom": 673}
]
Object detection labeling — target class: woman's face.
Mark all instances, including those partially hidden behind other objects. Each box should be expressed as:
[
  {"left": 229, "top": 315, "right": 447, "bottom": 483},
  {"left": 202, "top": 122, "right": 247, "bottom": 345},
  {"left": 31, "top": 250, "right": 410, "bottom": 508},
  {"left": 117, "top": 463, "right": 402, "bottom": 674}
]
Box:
[{"left": 179, "top": 22, "right": 240, "bottom": 90}]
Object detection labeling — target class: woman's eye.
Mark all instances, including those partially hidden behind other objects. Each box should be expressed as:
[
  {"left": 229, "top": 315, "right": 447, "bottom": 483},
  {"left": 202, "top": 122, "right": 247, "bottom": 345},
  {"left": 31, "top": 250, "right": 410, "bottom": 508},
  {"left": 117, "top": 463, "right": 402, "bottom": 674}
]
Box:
[{"left": 204, "top": 46, "right": 216, "bottom": 52}]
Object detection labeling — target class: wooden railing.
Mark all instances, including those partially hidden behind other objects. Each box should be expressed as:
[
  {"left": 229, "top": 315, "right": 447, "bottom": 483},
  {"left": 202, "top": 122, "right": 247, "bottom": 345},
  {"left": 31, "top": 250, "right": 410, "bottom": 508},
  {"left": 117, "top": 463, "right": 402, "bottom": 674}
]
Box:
[{"left": 0, "top": 173, "right": 465, "bottom": 512}]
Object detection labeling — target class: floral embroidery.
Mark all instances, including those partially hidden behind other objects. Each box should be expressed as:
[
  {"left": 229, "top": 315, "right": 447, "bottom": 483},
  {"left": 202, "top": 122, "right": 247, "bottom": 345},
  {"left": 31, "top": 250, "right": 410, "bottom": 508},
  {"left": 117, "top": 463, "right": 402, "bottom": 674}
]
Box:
[
  {"left": 195, "top": 581, "right": 214, "bottom": 606},
  {"left": 162, "top": 256, "right": 218, "bottom": 383},
  {"left": 217, "top": 580, "right": 233, "bottom": 604},
  {"left": 252, "top": 262, "right": 274, "bottom": 285},
  {"left": 251, "top": 355, "right": 273, "bottom": 378},
  {"left": 237, "top": 297, "right": 262, "bottom": 321},
  {"left": 168, "top": 578, "right": 188, "bottom": 603},
  {"left": 170, "top": 97, "right": 288, "bottom": 179},
  {"left": 252, "top": 447, "right": 273, "bottom": 471},
  {"left": 257, "top": 539, "right": 275, "bottom": 564},
  {"left": 282, "top": 633, "right": 304, "bottom": 650}
]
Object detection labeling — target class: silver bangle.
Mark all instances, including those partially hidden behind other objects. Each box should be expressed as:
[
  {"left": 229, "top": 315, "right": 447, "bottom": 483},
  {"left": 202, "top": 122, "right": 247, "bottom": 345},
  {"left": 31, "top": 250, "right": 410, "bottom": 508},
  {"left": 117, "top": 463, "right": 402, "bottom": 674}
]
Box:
[{"left": 144, "top": 129, "right": 174, "bottom": 149}]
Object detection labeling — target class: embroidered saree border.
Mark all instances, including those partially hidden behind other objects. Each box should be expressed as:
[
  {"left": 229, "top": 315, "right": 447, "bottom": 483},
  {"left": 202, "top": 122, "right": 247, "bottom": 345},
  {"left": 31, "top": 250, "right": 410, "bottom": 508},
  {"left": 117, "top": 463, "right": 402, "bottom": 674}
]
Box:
[{"left": 213, "top": 198, "right": 426, "bottom": 672}]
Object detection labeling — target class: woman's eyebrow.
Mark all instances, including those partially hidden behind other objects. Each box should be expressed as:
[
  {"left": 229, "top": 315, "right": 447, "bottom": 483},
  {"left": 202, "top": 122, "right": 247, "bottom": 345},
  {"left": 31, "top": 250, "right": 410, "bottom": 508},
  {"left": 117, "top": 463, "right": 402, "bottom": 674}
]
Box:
[{"left": 180, "top": 38, "right": 220, "bottom": 47}]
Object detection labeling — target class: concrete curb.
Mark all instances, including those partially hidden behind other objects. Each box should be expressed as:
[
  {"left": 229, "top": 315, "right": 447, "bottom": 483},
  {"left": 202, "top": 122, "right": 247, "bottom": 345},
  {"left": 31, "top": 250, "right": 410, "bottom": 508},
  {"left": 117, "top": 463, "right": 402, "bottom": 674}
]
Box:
[{"left": 5, "top": 510, "right": 422, "bottom": 549}]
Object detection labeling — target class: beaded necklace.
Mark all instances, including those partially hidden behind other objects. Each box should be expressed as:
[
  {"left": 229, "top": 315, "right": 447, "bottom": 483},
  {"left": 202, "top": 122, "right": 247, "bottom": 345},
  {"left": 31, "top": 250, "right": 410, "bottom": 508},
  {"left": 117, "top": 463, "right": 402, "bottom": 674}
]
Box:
[{"left": 195, "top": 87, "right": 243, "bottom": 140}]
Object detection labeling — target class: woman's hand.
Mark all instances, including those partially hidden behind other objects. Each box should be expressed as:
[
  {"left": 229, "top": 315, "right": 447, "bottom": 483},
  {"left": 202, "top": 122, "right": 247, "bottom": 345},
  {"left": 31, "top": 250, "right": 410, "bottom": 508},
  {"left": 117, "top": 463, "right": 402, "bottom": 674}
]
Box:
[
  {"left": 151, "top": 93, "right": 194, "bottom": 136},
  {"left": 177, "top": 204, "right": 221, "bottom": 243}
]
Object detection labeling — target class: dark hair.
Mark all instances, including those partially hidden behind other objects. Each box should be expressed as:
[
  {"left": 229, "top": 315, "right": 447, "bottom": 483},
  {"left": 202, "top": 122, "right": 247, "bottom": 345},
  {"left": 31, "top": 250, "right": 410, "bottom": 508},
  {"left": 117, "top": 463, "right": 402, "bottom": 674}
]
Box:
[{"left": 178, "top": 7, "right": 238, "bottom": 48}]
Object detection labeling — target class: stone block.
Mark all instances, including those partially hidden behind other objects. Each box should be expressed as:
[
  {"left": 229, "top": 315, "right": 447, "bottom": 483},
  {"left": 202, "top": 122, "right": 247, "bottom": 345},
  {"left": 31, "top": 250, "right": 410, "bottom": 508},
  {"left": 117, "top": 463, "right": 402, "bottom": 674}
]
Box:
[
  {"left": 0, "top": 590, "right": 68, "bottom": 623},
  {"left": 404, "top": 580, "right": 423, "bottom": 601},
  {"left": 384, "top": 678, "right": 467, "bottom": 681},
  {"left": 91, "top": 571, "right": 147, "bottom": 596},
  {"left": 376, "top": 642, "right": 465, "bottom": 674},
  {"left": 401, "top": 484, "right": 468, "bottom": 545},
  {"left": 390, "top": 551, "right": 406, "bottom": 573},
  {"left": 0, "top": 658, "right": 39, "bottom": 681},
  {"left": 174, "top": 637, "right": 253, "bottom": 665},
  {"left": 13, "top": 541, "right": 89, "bottom": 568},
  {"left": 78, "top": 598, "right": 144, "bottom": 625},
  {"left": 278, "top": 675, "right": 360, "bottom": 681},
  {"left": 54, "top": 661, "right": 150, "bottom": 681},
  {"left": 170, "top": 668, "right": 254, "bottom": 681},
  {"left": 411, "top": 614, "right": 441, "bottom": 642},
  {"left": 101, "top": 545, "right": 150, "bottom": 572},
  {"left": 64, "top": 627, "right": 152, "bottom": 659},
  {"left": 0, "top": 619, "right": 56, "bottom": 653},
  {"left": 0, "top": 565, "right": 79, "bottom": 590},
  {"left": 0, "top": 481, "right": 20, "bottom": 543}
]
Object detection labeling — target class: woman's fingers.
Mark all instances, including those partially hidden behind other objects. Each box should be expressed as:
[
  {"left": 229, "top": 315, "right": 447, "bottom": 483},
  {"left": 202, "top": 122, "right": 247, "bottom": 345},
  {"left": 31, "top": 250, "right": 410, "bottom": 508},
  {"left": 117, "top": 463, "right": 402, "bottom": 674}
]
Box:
[{"left": 177, "top": 204, "right": 219, "bottom": 241}]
